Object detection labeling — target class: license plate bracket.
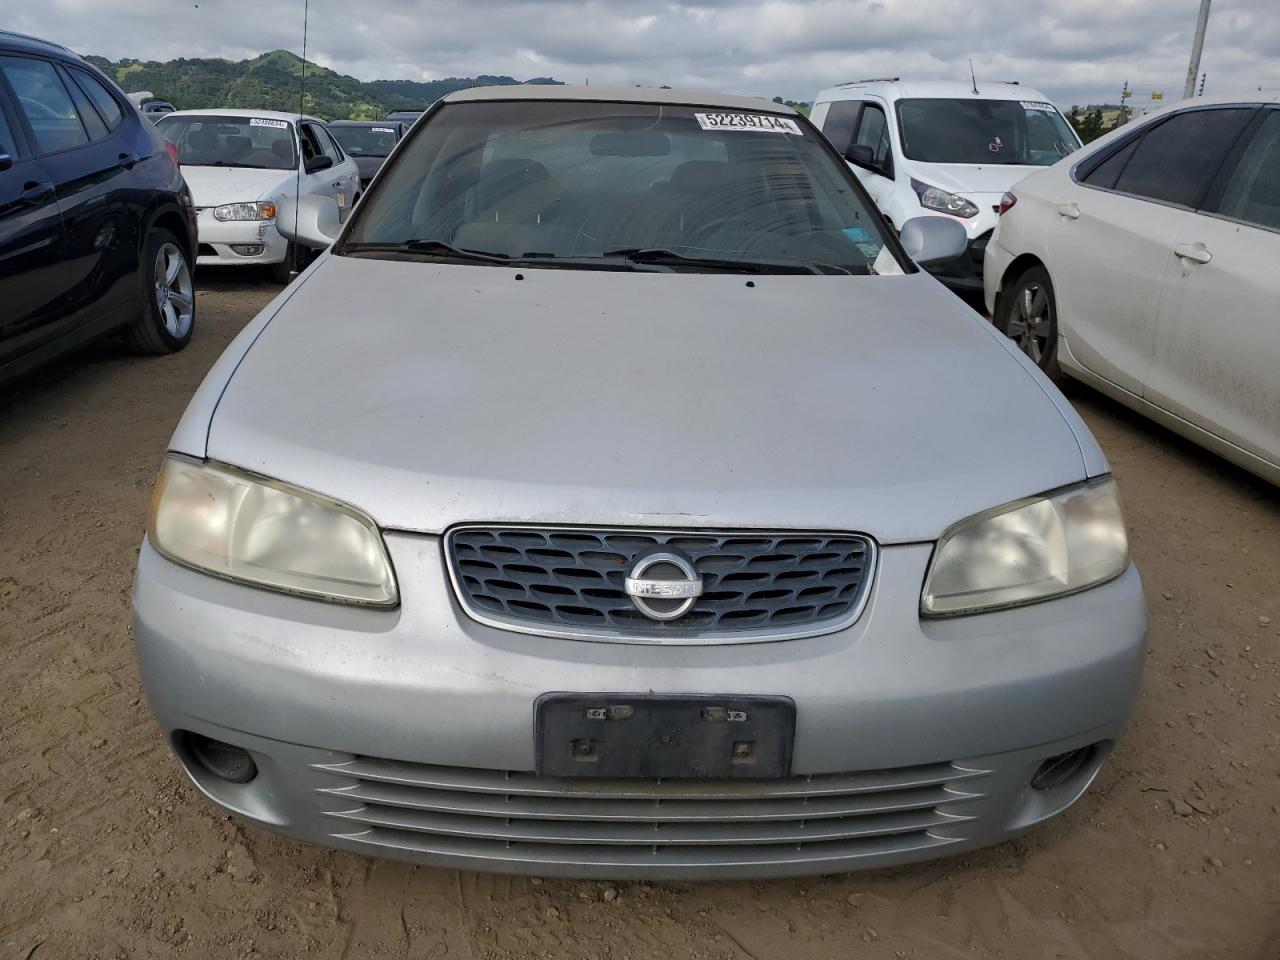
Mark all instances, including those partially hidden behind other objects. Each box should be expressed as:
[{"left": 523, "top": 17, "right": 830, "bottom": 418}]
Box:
[{"left": 535, "top": 693, "right": 795, "bottom": 779}]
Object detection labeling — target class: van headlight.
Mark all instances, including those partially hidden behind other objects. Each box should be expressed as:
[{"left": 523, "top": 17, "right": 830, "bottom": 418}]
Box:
[
  {"left": 148, "top": 456, "right": 398, "bottom": 606},
  {"left": 921, "top": 478, "right": 1128, "bottom": 617},
  {"left": 910, "top": 178, "right": 980, "bottom": 219}
]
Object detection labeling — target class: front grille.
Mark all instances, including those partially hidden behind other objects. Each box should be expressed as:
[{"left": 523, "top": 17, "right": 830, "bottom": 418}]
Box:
[
  {"left": 445, "top": 526, "right": 876, "bottom": 643},
  {"left": 316, "top": 757, "right": 988, "bottom": 870}
]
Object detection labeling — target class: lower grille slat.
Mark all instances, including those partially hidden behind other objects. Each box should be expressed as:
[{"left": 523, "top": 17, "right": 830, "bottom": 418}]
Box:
[{"left": 316, "top": 756, "right": 989, "bottom": 868}]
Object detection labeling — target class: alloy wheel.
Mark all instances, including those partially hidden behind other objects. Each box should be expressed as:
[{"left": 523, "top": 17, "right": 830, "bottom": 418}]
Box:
[
  {"left": 154, "top": 242, "right": 194, "bottom": 339},
  {"left": 1006, "top": 283, "right": 1052, "bottom": 364}
]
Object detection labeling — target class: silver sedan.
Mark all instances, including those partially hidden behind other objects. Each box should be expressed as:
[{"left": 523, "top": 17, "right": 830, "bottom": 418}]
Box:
[{"left": 133, "top": 85, "right": 1146, "bottom": 879}]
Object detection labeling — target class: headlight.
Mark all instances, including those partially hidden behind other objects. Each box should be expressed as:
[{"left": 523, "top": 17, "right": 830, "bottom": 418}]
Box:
[
  {"left": 212, "top": 201, "right": 277, "bottom": 221},
  {"left": 910, "top": 178, "right": 980, "bottom": 219},
  {"left": 148, "top": 456, "right": 398, "bottom": 606},
  {"left": 921, "top": 478, "right": 1128, "bottom": 617}
]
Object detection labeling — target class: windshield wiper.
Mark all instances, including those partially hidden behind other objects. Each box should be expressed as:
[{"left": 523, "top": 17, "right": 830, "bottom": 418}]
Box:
[
  {"left": 601, "top": 247, "right": 823, "bottom": 274},
  {"left": 341, "top": 239, "right": 511, "bottom": 265}
]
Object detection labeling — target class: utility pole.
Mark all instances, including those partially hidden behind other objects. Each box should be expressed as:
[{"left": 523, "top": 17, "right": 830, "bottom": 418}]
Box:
[{"left": 1183, "top": 0, "right": 1212, "bottom": 100}]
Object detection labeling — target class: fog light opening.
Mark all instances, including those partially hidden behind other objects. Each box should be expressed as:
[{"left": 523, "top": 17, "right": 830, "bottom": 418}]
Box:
[
  {"left": 180, "top": 731, "right": 258, "bottom": 784},
  {"left": 230, "top": 243, "right": 264, "bottom": 256},
  {"left": 1031, "top": 744, "right": 1098, "bottom": 791}
]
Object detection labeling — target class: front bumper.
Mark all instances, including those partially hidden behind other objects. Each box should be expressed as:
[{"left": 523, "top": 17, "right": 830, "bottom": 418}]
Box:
[
  {"left": 133, "top": 535, "right": 1147, "bottom": 879},
  {"left": 194, "top": 211, "right": 288, "bottom": 266}
]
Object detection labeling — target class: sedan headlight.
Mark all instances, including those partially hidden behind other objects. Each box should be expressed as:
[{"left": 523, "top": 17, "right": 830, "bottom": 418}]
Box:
[
  {"left": 922, "top": 478, "right": 1128, "bottom": 617},
  {"left": 212, "top": 201, "right": 277, "bottom": 222},
  {"left": 148, "top": 456, "right": 398, "bottom": 606},
  {"left": 910, "top": 178, "right": 980, "bottom": 219}
]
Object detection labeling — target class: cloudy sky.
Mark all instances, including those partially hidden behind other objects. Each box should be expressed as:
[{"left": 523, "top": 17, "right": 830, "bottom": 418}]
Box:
[{"left": 6, "top": 0, "right": 1278, "bottom": 108}]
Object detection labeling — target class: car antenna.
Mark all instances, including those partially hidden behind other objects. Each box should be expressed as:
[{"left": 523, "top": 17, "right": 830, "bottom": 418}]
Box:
[
  {"left": 969, "top": 58, "right": 979, "bottom": 95},
  {"left": 292, "top": 0, "right": 310, "bottom": 278}
]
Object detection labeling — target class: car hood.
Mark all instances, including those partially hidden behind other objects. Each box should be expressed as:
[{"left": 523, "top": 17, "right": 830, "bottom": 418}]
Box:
[
  {"left": 906, "top": 162, "right": 1051, "bottom": 196},
  {"left": 206, "top": 255, "right": 1089, "bottom": 542},
  {"left": 180, "top": 165, "right": 293, "bottom": 206}
]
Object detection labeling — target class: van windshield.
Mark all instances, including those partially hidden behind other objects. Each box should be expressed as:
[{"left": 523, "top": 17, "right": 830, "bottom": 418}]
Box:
[
  {"left": 340, "top": 100, "right": 903, "bottom": 275},
  {"left": 157, "top": 114, "right": 297, "bottom": 170},
  {"left": 896, "top": 98, "right": 1079, "bottom": 166}
]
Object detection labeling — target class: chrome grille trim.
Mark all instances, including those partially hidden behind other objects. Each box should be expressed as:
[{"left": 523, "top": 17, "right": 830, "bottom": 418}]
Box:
[
  {"left": 443, "top": 525, "right": 878, "bottom": 644},
  {"left": 313, "top": 757, "right": 989, "bottom": 868}
]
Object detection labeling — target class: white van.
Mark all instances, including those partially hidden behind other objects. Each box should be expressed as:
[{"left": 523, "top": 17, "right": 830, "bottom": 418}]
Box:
[{"left": 810, "top": 79, "right": 1081, "bottom": 290}]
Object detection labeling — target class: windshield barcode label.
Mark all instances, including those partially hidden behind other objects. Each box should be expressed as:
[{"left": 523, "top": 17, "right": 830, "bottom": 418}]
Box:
[
  {"left": 1019, "top": 101, "right": 1056, "bottom": 112},
  {"left": 694, "top": 113, "right": 803, "bottom": 135}
]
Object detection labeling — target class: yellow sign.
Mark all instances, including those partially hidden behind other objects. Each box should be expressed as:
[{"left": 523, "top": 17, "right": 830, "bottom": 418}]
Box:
[{"left": 1151, "top": 92, "right": 1164, "bottom": 100}]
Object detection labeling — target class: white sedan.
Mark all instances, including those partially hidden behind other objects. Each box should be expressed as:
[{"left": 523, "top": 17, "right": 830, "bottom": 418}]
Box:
[
  {"left": 985, "top": 95, "right": 1280, "bottom": 485},
  {"left": 158, "top": 109, "right": 360, "bottom": 283}
]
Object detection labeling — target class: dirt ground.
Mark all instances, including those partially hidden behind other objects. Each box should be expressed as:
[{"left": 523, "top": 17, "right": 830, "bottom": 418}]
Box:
[{"left": 1, "top": 274, "right": 1277, "bottom": 960}]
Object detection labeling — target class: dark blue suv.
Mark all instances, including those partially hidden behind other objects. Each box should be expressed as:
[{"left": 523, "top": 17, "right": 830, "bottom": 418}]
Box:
[{"left": 0, "top": 31, "right": 198, "bottom": 386}]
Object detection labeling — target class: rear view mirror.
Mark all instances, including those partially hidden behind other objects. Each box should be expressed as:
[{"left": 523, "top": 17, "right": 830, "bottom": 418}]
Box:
[
  {"left": 278, "top": 193, "right": 341, "bottom": 249},
  {"left": 845, "top": 143, "right": 876, "bottom": 168},
  {"left": 590, "top": 131, "right": 671, "bottom": 157},
  {"left": 304, "top": 154, "right": 333, "bottom": 175},
  {"left": 0, "top": 144, "right": 12, "bottom": 172},
  {"left": 898, "top": 216, "right": 967, "bottom": 267}
]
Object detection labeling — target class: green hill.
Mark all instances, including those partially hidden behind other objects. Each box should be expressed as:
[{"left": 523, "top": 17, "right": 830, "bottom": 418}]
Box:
[{"left": 82, "top": 49, "right": 562, "bottom": 120}]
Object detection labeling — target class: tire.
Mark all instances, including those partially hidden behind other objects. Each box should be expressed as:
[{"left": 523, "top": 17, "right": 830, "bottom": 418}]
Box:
[
  {"left": 998, "top": 264, "right": 1061, "bottom": 381},
  {"left": 267, "top": 241, "right": 296, "bottom": 285},
  {"left": 126, "top": 229, "right": 195, "bottom": 355}
]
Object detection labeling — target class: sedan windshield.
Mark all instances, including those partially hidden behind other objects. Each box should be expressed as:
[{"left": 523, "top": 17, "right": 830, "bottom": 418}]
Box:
[
  {"left": 340, "top": 100, "right": 902, "bottom": 275},
  {"left": 896, "top": 99, "right": 1079, "bottom": 165},
  {"left": 157, "top": 114, "right": 297, "bottom": 170},
  {"left": 331, "top": 124, "right": 400, "bottom": 157}
]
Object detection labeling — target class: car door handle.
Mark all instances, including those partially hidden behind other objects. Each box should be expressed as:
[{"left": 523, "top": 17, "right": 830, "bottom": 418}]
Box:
[
  {"left": 1055, "top": 202, "right": 1081, "bottom": 220},
  {"left": 1173, "top": 242, "right": 1212, "bottom": 265},
  {"left": 331, "top": 180, "right": 345, "bottom": 188},
  {"left": 19, "top": 180, "right": 55, "bottom": 204}
]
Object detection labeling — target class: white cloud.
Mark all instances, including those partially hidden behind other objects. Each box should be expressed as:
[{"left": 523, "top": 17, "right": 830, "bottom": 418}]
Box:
[{"left": 6, "top": 0, "right": 1277, "bottom": 107}]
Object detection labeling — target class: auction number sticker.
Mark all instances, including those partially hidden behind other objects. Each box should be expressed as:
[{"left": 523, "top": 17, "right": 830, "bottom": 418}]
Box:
[
  {"left": 249, "top": 118, "right": 290, "bottom": 128},
  {"left": 695, "top": 112, "right": 803, "bottom": 135},
  {"left": 1020, "top": 101, "right": 1056, "bottom": 112},
  {"left": 372, "top": 127, "right": 395, "bottom": 133}
]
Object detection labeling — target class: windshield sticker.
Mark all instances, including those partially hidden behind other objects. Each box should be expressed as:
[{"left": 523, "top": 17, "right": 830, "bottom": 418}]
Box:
[
  {"left": 1019, "top": 101, "right": 1056, "bottom": 112},
  {"left": 372, "top": 127, "right": 395, "bottom": 133},
  {"left": 695, "top": 112, "right": 803, "bottom": 135},
  {"left": 249, "top": 118, "right": 289, "bottom": 128}
]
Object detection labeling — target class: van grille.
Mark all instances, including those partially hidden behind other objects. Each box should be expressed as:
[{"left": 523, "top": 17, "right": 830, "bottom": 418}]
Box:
[
  {"left": 444, "top": 526, "right": 875, "bottom": 643},
  {"left": 316, "top": 757, "right": 987, "bottom": 870}
]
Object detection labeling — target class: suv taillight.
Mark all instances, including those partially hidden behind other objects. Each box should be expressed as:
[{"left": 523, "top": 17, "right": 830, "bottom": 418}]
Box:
[
  {"left": 164, "top": 139, "right": 179, "bottom": 165},
  {"left": 997, "top": 192, "right": 1018, "bottom": 216}
]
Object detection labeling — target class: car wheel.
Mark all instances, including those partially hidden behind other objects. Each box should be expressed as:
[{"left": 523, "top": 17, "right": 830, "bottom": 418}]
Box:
[
  {"left": 268, "top": 241, "right": 297, "bottom": 285},
  {"left": 127, "top": 229, "right": 195, "bottom": 355},
  {"left": 1000, "top": 265, "right": 1061, "bottom": 380}
]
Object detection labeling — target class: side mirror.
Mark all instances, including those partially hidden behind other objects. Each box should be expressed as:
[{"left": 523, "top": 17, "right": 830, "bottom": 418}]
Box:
[
  {"left": 898, "top": 216, "right": 967, "bottom": 267},
  {"left": 277, "top": 193, "right": 342, "bottom": 250},
  {"left": 0, "top": 146, "right": 12, "bottom": 172},
  {"left": 304, "top": 154, "right": 333, "bottom": 175},
  {"left": 845, "top": 143, "right": 876, "bottom": 168}
]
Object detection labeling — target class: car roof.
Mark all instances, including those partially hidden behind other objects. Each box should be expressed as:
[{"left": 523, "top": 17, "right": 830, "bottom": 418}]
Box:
[
  {"left": 160, "top": 108, "right": 321, "bottom": 124},
  {"left": 0, "top": 29, "right": 75, "bottom": 58},
  {"left": 328, "top": 119, "right": 402, "bottom": 126},
  {"left": 442, "top": 84, "right": 796, "bottom": 114},
  {"left": 815, "top": 79, "right": 1050, "bottom": 105}
]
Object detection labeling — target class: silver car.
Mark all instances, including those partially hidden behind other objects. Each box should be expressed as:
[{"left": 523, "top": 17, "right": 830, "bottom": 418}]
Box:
[{"left": 133, "top": 86, "right": 1146, "bottom": 879}]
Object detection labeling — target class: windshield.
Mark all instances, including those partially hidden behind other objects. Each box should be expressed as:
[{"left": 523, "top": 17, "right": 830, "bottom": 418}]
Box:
[
  {"left": 331, "top": 124, "right": 399, "bottom": 157},
  {"left": 896, "top": 98, "right": 1079, "bottom": 165},
  {"left": 340, "top": 100, "right": 902, "bottom": 275},
  {"left": 157, "top": 114, "right": 297, "bottom": 170}
]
